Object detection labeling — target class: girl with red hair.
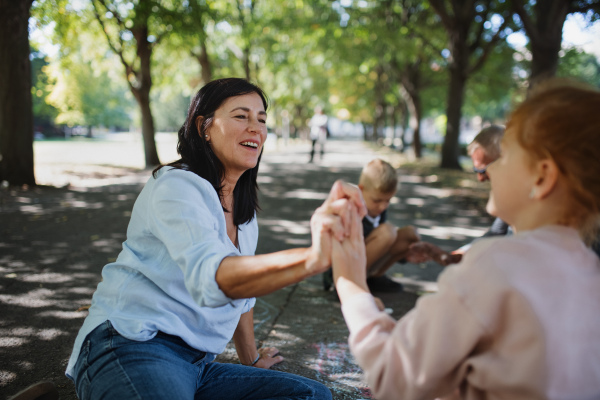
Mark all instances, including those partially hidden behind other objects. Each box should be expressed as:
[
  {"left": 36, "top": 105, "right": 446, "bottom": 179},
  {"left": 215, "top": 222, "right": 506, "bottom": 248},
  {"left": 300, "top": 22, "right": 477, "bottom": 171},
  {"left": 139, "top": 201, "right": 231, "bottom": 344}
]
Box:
[{"left": 333, "top": 79, "right": 600, "bottom": 400}]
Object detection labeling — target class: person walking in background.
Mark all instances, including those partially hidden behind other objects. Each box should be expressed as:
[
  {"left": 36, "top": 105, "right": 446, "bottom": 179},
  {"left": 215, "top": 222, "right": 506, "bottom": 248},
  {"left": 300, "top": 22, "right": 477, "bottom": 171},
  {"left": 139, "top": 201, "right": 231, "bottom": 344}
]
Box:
[
  {"left": 65, "top": 78, "right": 365, "bottom": 400},
  {"left": 308, "top": 106, "right": 328, "bottom": 163},
  {"left": 331, "top": 79, "right": 600, "bottom": 399}
]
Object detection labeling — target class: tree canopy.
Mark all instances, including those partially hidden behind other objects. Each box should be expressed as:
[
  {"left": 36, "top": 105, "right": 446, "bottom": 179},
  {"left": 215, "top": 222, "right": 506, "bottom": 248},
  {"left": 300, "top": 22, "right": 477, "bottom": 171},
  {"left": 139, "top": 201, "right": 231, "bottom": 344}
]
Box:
[{"left": 1, "top": 0, "right": 599, "bottom": 184}]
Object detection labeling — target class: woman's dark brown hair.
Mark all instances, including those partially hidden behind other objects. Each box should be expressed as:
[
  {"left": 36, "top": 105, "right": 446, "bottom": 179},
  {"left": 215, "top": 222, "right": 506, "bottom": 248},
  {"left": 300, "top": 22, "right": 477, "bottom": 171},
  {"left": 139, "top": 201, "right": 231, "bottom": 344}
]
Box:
[{"left": 154, "top": 78, "right": 269, "bottom": 226}]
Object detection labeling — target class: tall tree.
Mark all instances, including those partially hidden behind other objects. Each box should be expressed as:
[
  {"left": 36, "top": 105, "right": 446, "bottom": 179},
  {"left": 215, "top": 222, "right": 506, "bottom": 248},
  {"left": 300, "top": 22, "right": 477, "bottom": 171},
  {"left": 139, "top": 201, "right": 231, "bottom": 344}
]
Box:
[
  {"left": 237, "top": 0, "right": 257, "bottom": 81},
  {"left": 430, "top": 0, "right": 513, "bottom": 169},
  {"left": 0, "top": 0, "right": 36, "bottom": 186},
  {"left": 91, "top": 0, "right": 175, "bottom": 167},
  {"left": 335, "top": 0, "right": 445, "bottom": 157},
  {"left": 46, "top": 52, "right": 132, "bottom": 133},
  {"left": 30, "top": 46, "right": 60, "bottom": 134},
  {"left": 392, "top": 0, "right": 447, "bottom": 158},
  {"left": 513, "top": 0, "right": 600, "bottom": 90},
  {"left": 557, "top": 47, "right": 600, "bottom": 86},
  {"left": 173, "top": 0, "right": 214, "bottom": 86}
]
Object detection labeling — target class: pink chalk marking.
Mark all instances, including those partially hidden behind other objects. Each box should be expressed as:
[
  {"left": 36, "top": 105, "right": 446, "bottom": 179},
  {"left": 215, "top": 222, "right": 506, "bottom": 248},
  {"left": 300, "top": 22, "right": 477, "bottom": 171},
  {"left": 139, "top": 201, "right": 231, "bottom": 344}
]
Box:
[{"left": 309, "top": 342, "right": 374, "bottom": 398}]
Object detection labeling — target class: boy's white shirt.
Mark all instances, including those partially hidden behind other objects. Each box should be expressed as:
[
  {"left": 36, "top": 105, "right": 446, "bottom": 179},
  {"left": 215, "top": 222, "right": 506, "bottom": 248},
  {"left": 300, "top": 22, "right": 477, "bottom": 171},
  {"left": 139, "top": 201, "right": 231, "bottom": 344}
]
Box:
[{"left": 364, "top": 213, "right": 381, "bottom": 229}]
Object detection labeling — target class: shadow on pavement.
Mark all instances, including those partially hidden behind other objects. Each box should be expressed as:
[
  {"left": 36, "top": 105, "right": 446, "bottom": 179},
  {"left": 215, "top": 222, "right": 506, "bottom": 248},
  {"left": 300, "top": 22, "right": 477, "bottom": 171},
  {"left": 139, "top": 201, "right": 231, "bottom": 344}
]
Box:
[{"left": 0, "top": 139, "right": 492, "bottom": 399}]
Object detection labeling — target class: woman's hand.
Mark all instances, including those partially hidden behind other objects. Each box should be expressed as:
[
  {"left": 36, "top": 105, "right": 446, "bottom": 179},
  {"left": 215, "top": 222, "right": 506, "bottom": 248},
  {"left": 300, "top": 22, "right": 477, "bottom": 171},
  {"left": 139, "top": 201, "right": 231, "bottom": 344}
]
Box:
[
  {"left": 253, "top": 346, "right": 284, "bottom": 369},
  {"left": 327, "top": 180, "right": 367, "bottom": 219},
  {"left": 306, "top": 181, "right": 367, "bottom": 275},
  {"left": 331, "top": 205, "right": 369, "bottom": 303}
]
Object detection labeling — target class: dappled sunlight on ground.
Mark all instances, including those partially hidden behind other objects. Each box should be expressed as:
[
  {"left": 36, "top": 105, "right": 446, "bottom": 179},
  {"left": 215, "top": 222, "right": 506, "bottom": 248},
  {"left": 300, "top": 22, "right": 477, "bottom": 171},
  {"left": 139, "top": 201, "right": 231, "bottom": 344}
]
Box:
[
  {"left": 418, "top": 225, "right": 486, "bottom": 241},
  {"left": 0, "top": 177, "right": 140, "bottom": 397},
  {"left": 1, "top": 138, "right": 495, "bottom": 399}
]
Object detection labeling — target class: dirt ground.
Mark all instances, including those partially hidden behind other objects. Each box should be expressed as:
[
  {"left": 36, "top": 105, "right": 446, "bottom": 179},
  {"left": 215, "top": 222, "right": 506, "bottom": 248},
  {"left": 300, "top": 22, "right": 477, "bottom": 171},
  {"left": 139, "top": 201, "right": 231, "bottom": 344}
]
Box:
[{"left": 0, "top": 136, "right": 493, "bottom": 399}]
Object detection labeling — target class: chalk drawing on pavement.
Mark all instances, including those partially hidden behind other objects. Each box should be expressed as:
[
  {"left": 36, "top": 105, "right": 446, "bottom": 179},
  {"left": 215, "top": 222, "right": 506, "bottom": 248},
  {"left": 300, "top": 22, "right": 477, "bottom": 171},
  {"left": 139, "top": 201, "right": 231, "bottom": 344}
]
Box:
[{"left": 308, "top": 341, "right": 373, "bottom": 399}]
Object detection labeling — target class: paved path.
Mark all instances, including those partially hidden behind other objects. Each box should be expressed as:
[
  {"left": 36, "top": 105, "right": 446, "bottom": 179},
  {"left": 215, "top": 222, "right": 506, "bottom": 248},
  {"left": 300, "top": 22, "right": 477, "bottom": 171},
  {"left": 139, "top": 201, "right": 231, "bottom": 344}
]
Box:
[{"left": 0, "top": 138, "right": 491, "bottom": 399}]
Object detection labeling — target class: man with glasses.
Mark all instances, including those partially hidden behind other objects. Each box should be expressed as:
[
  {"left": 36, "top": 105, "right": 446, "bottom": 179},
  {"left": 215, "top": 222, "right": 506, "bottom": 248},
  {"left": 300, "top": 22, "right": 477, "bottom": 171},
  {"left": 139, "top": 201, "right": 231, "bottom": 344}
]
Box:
[
  {"left": 468, "top": 125, "right": 503, "bottom": 183},
  {"left": 416, "top": 124, "right": 599, "bottom": 263},
  {"left": 467, "top": 125, "right": 510, "bottom": 235},
  {"left": 453, "top": 125, "right": 511, "bottom": 256},
  {"left": 460, "top": 124, "right": 600, "bottom": 258},
  {"left": 399, "top": 125, "right": 509, "bottom": 265}
]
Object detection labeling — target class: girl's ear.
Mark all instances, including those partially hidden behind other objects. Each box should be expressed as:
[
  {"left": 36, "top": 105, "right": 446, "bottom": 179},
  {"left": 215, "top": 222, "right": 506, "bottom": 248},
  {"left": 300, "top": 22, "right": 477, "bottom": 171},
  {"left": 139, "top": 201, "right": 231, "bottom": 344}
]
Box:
[{"left": 532, "top": 158, "right": 559, "bottom": 200}]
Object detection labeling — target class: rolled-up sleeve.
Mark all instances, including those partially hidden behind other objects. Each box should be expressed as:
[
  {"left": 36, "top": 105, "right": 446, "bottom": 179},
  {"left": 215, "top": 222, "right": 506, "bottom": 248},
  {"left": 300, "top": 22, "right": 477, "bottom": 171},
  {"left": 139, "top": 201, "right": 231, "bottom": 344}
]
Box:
[{"left": 147, "top": 169, "right": 237, "bottom": 308}]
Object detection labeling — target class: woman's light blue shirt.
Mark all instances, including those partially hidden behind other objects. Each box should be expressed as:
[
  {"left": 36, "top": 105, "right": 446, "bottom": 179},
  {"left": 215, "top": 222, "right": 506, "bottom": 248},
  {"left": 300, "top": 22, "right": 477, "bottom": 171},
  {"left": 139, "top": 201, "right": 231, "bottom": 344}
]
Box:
[{"left": 66, "top": 167, "right": 257, "bottom": 378}]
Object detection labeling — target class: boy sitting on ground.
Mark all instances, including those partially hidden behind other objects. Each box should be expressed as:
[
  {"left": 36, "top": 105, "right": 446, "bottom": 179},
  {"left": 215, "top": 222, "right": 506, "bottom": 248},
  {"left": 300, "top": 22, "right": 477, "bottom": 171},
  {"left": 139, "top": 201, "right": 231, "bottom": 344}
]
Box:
[{"left": 324, "top": 158, "right": 457, "bottom": 293}]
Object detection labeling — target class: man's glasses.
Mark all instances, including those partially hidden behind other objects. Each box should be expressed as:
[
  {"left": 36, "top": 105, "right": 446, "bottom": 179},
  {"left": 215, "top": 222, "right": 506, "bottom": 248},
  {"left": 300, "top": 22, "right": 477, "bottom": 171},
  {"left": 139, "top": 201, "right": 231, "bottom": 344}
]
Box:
[{"left": 473, "top": 166, "right": 487, "bottom": 174}]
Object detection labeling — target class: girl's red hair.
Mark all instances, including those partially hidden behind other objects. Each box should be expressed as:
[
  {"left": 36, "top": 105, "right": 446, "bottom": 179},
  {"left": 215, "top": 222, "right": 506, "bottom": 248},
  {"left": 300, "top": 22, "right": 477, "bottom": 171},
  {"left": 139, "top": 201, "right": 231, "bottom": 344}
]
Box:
[{"left": 506, "top": 79, "right": 600, "bottom": 241}]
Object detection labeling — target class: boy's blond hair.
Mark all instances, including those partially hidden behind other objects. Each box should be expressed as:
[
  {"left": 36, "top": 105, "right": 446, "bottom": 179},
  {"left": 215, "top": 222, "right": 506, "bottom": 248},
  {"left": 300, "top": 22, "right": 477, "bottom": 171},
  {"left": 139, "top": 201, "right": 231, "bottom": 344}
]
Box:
[{"left": 359, "top": 159, "right": 398, "bottom": 194}]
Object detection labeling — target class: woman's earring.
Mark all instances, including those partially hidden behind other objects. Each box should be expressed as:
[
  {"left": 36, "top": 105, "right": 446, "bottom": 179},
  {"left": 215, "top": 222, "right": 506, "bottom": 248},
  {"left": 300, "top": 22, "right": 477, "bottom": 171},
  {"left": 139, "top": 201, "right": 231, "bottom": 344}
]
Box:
[{"left": 205, "top": 135, "right": 209, "bottom": 140}]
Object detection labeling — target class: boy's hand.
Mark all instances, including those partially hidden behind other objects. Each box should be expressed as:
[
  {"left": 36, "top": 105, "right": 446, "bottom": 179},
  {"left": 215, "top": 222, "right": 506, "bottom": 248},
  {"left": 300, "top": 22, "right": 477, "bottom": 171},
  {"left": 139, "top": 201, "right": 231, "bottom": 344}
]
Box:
[{"left": 406, "top": 242, "right": 462, "bottom": 266}]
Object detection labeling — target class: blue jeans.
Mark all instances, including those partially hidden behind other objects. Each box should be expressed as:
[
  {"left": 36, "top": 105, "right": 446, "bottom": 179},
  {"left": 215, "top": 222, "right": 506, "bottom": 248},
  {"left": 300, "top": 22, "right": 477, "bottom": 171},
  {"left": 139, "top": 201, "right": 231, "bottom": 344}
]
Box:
[{"left": 71, "top": 321, "right": 332, "bottom": 400}]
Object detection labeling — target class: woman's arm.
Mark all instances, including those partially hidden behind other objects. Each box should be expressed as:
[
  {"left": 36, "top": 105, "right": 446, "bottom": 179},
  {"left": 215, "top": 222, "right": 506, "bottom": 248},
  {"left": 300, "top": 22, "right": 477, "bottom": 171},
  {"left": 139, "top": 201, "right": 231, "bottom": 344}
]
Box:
[
  {"left": 217, "top": 180, "right": 367, "bottom": 299},
  {"left": 218, "top": 248, "right": 320, "bottom": 298},
  {"left": 233, "top": 309, "right": 283, "bottom": 369}
]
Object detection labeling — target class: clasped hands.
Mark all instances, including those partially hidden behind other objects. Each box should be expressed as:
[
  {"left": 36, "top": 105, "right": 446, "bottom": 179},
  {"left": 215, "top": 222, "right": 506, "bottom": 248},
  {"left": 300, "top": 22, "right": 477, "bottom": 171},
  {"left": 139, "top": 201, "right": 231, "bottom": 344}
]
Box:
[{"left": 308, "top": 180, "right": 371, "bottom": 300}]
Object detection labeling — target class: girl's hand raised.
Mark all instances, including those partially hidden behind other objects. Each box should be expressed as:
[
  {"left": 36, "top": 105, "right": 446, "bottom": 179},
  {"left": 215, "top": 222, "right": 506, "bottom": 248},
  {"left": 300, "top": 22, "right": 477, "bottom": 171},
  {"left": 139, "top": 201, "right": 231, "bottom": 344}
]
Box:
[
  {"left": 331, "top": 205, "right": 369, "bottom": 303},
  {"left": 307, "top": 180, "right": 366, "bottom": 275}
]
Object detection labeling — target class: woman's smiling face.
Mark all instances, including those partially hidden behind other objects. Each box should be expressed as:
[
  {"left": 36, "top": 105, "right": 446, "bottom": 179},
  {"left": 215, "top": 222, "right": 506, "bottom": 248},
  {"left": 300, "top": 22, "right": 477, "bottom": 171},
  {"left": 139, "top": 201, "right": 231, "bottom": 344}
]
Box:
[{"left": 204, "top": 92, "right": 268, "bottom": 179}]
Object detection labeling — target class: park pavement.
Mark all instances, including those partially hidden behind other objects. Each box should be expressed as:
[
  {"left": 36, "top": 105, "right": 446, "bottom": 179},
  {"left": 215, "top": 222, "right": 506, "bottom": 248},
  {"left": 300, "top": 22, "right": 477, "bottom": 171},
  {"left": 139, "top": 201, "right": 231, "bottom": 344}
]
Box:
[{"left": 0, "top": 138, "right": 492, "bottom": 399}]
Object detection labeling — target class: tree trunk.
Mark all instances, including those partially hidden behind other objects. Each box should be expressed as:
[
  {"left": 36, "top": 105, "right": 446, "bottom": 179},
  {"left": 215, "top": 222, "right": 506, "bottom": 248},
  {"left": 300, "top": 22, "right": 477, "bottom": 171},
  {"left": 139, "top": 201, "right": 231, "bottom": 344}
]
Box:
[
  {"left": 243, "top": 46, "right": 251, "bottom": 81},
  {"left": 400, "top": 86, "right": 423, "bottom": 158},
  {"left": 401, "top": 63, "right": 424, "bottom": 159},
  {"left": 131, "top": 88, "right": 158, "bottom": 166},
  {"left": 399, "top": 98, "right": 410, "bottom": 152},
  {"left": 528, "top": 0, "right": 569, "bottom": 90},
  {"left": 372, "top": 67, "right": 385, "bottom": 142},
  {"left": 441, "top": 66, "right": 466, "bottom": 169},
  {"left": 197, "top": 38, "right": 212, "bottom": 85},
  {"left": 389, "top": 105, "right": 397, "bottom": 147},
  {"left": 0, "top": 0, "right": 35, "bottom": 186},
  {"left": 132, "top": 26, "right": 160, "bottom": 167},
  {"left": 529, "top": 41, "right": 561, "bottom": 88},
  {"left": 362, "top": 123, "right": 369, "bottom": 141},
  {"left": 440, "top": 33, "right": 468, "bottom": 170},
  {"left": 373, "top": 105, "right": 384, "bottom": 141},
  {"left": 411, "top": 94, "right": 423, "bottom": 159}
]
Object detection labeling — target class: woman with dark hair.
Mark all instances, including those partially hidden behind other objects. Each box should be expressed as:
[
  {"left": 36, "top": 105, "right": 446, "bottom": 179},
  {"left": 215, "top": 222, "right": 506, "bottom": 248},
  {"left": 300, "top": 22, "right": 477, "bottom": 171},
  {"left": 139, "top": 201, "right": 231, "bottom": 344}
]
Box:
[{"left": 66, "top": 78, "right": 365, "bottom": 399}]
